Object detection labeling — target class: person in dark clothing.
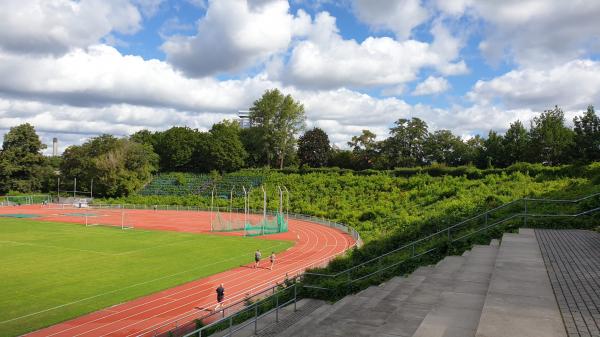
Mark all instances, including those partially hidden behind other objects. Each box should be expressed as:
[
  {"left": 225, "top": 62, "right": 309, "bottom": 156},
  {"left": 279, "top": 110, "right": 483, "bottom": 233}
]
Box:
[
  {"left": 254, "top": 250, "right": 261, "bottom": 268},
  {"left": 215, "top": 283, "right": 225, "bottom": 311}
]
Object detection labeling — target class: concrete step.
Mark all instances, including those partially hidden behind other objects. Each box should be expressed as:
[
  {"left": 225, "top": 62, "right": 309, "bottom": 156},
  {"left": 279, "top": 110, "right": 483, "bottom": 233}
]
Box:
[
  {"left": 276, "top": 267, "right": 432, "bottom": 337},
  {"left": 475, "top": 230, "right": 567, "bottom": 337},
  {"left": 367, "top": 256, "right": 468, "bottom": 337},
  {"left": 411, "top": 243, "right": 499, "bottom": 337}
]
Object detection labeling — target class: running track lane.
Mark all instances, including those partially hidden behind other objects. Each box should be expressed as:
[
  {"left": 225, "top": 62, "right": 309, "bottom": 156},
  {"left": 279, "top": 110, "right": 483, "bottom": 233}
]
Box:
[{"left": 0, "top": 206, "right": 355, "bottom": 337}]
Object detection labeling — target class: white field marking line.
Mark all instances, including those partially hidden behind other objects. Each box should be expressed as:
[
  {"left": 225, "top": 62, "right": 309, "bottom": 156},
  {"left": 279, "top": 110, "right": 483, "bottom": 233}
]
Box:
[
  {"left": 134, "top": 224, "right": 349, "bottom": 336},
  {"left": 127, "top": 223, "right": 344, "bottom": 337},
  {"left": 116, "top": 228, "right": 328, "bottom": 337},
  {"left": 80, "top": 225, "right": 324, "bottom": 337},
  {"left": 69, "top": 227, "right": 317, "bottom": 337},
  {"left": 3, "top": 231, "right": 271, "bottom": 293},
  {"left": 30, "top": 240, "right": 297, "bottom": 337},
  {"left": 0, "top": 240, "right": 115, "bottom": 256},
  {"left": 42, "top": 219, "right": 346, "bottom": 337},
  {"left": 0, "top": 241, "right": 288, "bottom": 326}
]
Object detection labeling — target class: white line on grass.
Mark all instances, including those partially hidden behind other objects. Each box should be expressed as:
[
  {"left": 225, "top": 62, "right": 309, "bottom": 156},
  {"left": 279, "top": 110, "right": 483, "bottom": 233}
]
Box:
[
  {"left": 0, "top": 240, "right": 115, "bottom": 256},
  {"left": 0, "top": 241, "right": 288, "bottom": 325}
]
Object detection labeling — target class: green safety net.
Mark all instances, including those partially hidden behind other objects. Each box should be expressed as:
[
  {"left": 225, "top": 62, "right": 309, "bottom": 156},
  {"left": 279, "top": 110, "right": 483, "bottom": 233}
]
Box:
[
  {"left": 0, "top": 214, "right": 40, "bottom": 218},
  {"left": 244, "top": 213, "right": 288, "bottom": 237}
]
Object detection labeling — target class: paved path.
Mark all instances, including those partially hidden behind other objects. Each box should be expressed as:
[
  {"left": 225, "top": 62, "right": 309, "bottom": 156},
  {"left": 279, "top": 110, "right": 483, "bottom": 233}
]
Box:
[{"left": 536, "top": 229, "right": 600, "bottom": 337}]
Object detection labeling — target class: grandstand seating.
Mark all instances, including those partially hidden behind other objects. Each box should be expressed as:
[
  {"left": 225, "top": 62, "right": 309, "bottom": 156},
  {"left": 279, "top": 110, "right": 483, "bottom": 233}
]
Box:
[
  {"left": 233, "top": 229, "right": 571, "bottom": 337},
  {"left": 138, "top": 173, "right": 263, "bottom": 197}
]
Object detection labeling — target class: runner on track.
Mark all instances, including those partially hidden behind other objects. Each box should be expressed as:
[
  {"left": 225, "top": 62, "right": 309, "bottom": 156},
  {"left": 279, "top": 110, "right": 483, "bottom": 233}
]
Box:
[
  {"left": 214, "top": 283, "right": 225, "bottom": 311},
  {"left": 254, "top": 249, "right": 261, "bottom": 268},
  {"left": 269, "top": 252, "right": 275, "bottom": 270}
]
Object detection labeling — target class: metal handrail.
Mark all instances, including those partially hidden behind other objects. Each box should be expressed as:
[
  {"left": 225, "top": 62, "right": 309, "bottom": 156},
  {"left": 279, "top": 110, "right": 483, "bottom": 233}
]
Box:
[
  {"left": 180, "top": 282, "right": 299, "bottom": 337},
  {"left": 85, "top": 203, "right": 362, "bottom": 245},
  {"left": 159, "top": 192, "right": 599, "bottom": 337},
  {"left": 303, "top": 192, "right": 600, "bottom": 281}
]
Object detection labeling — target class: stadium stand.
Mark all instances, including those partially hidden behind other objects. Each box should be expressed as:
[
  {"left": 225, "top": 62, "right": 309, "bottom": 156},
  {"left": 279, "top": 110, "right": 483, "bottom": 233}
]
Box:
[{"left": 139, "top": 173, "right": 263, "bottom": 197}]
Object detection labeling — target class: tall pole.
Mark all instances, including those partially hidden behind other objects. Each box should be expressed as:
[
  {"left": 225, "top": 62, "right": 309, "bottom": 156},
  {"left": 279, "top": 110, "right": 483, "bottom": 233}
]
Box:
[
  {"left": 230, "top": 185, "right": 235, "bottom": 225},
  {"left": 277, "top": 186, "right": 283, "bottom": 214},
  {"left": 262, "top": 185, "right": 267, "bottom": 220},
  {"left": 243, "top": 186, "right": 248, "bottom": 227},
  {"left": 210, "top": 186, "right": 215, "bottom": 231},
  {"left": 283, "top": 186, "right": 289, "bottom": 223},
  {"left": 57, "top": 177, "right": 60, "bottom": 201},
  {"left": 73, "top": 178, "right": 77, "bottom": 198},
  {"left": 90, "top": 179, "right": 94, "bottom": 199}
]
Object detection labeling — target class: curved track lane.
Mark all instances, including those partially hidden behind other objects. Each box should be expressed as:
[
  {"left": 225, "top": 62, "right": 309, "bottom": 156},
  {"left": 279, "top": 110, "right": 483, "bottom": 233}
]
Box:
[{"left": 0, "top": 206, "right": 354, "bottom": 337}]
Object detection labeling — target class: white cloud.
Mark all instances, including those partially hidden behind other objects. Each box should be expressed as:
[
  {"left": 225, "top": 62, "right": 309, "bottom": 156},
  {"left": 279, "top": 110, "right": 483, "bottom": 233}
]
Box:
[
  {"left": 467, "top": 59, "right": 600, "bottom": 111},
  {"left": 282, "top": 12, "right": 467, "bottom": 89},
  {"left": 0, "top": 0, "right": 142, "bottom": 55},
  {"left": 436, "top": 0, "right": 600, "bottom": 67},
  {"left": 162, "top": 0, "right": 306, "bottom": 77},
  {"left": 351, "top": 0, "right": 429, "bottom": 39},
  {"left": 0, "top": 45, "right": 271, "bottom": 113},
  {"left": 412, "top": 76, "right": 450, "bottom": 96}
]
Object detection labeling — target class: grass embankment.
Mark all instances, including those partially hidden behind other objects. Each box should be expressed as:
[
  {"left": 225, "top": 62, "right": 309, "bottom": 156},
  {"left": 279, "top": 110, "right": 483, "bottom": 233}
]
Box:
[
  {"left": 0, "top": 219, "right": 292, "bottom": 336},
  {"left": 102, "top": 163, "right": 600, "bottom": 242}
]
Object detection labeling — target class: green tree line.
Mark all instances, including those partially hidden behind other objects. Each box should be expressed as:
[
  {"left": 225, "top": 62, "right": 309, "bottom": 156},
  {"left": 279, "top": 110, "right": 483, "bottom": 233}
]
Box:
[{"left": 1, "top": 88, "right": 599, "bottom": 197}]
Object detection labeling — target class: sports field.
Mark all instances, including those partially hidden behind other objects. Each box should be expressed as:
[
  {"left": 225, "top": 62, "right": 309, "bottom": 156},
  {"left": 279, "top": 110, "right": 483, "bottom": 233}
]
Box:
[{"left": 0, "top": 218, "right": 293, "bottom": 337}]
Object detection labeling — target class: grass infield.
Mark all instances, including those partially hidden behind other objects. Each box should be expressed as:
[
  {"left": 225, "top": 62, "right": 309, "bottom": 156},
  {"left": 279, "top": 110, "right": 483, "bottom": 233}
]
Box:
[{"left": 0, "top": 218, "right": 293, "bottom": 336}]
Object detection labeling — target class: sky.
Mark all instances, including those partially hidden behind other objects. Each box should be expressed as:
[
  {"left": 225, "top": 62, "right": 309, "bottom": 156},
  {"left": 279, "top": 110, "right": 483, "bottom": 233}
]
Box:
[{"left": 0, "top": 0, "right": 599, "bottom": 155}]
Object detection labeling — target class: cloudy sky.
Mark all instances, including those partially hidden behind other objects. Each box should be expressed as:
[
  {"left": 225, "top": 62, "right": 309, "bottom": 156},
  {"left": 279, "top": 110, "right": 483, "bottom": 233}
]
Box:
[{"left": 1, "top": 0, "right": 599, "bottom": 154}]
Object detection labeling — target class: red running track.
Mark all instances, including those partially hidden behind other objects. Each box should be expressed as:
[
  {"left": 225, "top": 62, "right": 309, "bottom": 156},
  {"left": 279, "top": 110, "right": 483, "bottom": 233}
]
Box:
[{"left": 0, "top": 205, "right": 355, "bottom": 337}]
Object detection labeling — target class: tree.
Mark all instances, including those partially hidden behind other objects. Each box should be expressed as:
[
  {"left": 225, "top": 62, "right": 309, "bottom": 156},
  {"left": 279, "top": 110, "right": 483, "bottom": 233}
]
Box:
[
  {"left": 502, "top": 120, "right": 530, "bottom": 165},
  {"left": 130, "top": 129, "right": 158, "bottom": 150},
  {"left": 380, "top": 117, "right": 428, "bottom": 168},
  {"left": 154, "top": 127, "right": 201, "bottom": 171},
  {"left": 529, "top": 106, "right": 574, "bottom": 165},
  {"left": 348, "top": 129, "right": 379, "bottom": 169},
  {"left": 423, "top": 129, "right": 468, "bottom": 166},
  {"left": 0, "top": 123, "right": 49, "bottom": 193},
  {"left": 298, "top": 128, "right": 331, "bottom": 167},
  {"left": 573, "top": 105, "right": 600, "bottom": 162},
  {"left": 328, "top": 148, "right": 356, "bottom": 169},
  {"left": 464, "top": 135, "right": 486, "bottom": 167},
  {"left": 483, "top": 131, "right": 505, "bottom": 168},
  {"left": 61, "top": 136, "right": 158, "bottom": 197},
  {"left": 240, "top": 127, "right": 267, "bottom": 167},
  {"left": 206, "top": 121, "right": 247, "bottom": 172},
  {"left": 249, "top": 89, "right": 306, "bottom": 169}
]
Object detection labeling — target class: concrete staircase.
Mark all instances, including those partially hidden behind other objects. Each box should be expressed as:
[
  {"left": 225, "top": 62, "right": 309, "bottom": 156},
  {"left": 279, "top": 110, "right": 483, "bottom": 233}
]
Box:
[{"left": 249, "top": 229, "right": 567, "bottom": 337}]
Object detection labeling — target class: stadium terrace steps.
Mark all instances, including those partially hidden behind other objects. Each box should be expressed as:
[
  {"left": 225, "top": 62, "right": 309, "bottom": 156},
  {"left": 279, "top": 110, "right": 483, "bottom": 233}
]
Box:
[
  {"left": 244, "top": 230, "right": 569, "bottom": 337},
  {"left": 475, "top": 229, "right": 567, "bottom": 337}
]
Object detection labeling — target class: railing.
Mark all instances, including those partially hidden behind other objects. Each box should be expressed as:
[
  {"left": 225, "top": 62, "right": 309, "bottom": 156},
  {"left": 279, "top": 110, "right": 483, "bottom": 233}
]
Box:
[
  {"left": 181, "top": 283, "right": 299, "bottom": 337},
  {"left": 301, "top": 192, "right": 600, "bottom": 291},
  {"left": 143, "top": 192, "right": 599, "bottom": 337},
  {"left": 78, "top": 203, "right": 360, "bottom": 336},
  {"left": 138, "top": 248, "right": 342, "bottom": 337},
  {"left": 87, "top": 203, "right": 362, "bottom": 245},
  {"left": 0, "top": 194, "right": 51, "bottom": 206}
]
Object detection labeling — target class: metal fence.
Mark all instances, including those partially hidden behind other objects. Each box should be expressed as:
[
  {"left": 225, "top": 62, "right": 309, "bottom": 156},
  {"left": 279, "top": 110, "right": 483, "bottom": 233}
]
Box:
[
  {"left": 138, "top": 253, "right": 333, "bottom": 337},
  {"left": 76, "top": 204, "right": 361, "bottom": 336},
  {"left": 302, "top": 192, "right": 600, "bottom": 290},
  {"left": 135, "top": 192, "right": 598, "bottom": 337},
  {"left": 87, "top": 203, "right": 362, "bottom": 246},
  {"left": 0, "top": 194, "right": 51, "bottom": 206}
]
